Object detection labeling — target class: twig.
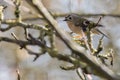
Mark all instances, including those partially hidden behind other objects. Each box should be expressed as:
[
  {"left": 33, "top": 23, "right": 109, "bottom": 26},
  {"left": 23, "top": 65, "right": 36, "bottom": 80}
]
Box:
[
  {"left": 94, "top": 35, "right": 104, "bottom": 56},
  {"left": 11, "top": 32, "right": 19, "bottom": 40},
  {"left": 86, "top": 17, "right": 103, "bottom": 55},
  {"left": 53, "top": 13, "right": 120, "bottom": 18},
  {"left": 24, "top": 47, "right": 46, "bottom": 61},
  {"left": 0, "top": 5, "right": 5, "bottom": 28},
  {"left": 0, "top": 34, "right": 48, "bottom": 61},
  {"left": 11, "top": 32, "right": 47, "bottom": 61},
  {"left": 1, "top": 19, "right": 48, "bottom": 32},
  {"left": 86, "top": 26, "right": 95, "bottom": 53},
  {"left": 24, "top": 28, "right": 29, "bottom": 39},
  {"left": 16, "top": 69, "right": 20, "bottom": 80},
  {"left": 13, "top": 0, "right": 21, "bottom": 21},
  {"left": 95, "top": 16, "right": 102, "bottom": 27},
  {"left": 81, "top": 29, "right": 92, "bottom": 53},
  {"left": 76, "top": 68, "right": 87, "bottom": 80},
  {"left": 22, "top": 13, "right": 120, "bottom": 21}
]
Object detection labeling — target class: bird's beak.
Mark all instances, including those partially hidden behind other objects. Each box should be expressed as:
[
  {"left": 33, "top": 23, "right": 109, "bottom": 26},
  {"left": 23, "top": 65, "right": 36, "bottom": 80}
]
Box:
[{"left": 63, "top": 18, "right": 67, "bottom": 21}]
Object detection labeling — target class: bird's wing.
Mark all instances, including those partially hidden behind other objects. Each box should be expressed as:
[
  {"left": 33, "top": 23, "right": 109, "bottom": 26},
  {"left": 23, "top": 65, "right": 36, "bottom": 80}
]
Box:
[{"left": 94, "top": 28, "right": 109, "bottom": 38}]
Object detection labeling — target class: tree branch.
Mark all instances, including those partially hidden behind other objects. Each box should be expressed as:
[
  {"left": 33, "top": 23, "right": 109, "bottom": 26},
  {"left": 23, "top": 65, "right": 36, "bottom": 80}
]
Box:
[
  {"left": 1, "top": 19, "right": 48, "bottom": 32},
  {"left": 22, "top": 13, "right": 120, "bottom": 21},
  {"left": 26, "top": 0, "right": 120, "bottom": 80}
]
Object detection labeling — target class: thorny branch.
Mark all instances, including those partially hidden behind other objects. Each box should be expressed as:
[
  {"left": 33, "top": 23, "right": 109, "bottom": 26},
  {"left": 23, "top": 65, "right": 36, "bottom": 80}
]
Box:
[{"left": 0, "top": 0, "right": 120, "bottom": 80}]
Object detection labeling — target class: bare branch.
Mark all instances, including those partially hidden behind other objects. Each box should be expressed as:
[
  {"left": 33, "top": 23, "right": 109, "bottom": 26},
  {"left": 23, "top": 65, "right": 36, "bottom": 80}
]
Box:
[
  {"left": 16, "top": 69, "right": 20, "bottom": 80},
  {"left": 76, "top": 69, "right": 87, "bottom": 80},
  {"left": 22, "top": 13, "right": 120, "bottom": 21},
  {"left": 26, "top": 0, "right": 120, "bottom": 80},
  {"left": 1, "top": 19, "right": 48, "bottom": 32}
]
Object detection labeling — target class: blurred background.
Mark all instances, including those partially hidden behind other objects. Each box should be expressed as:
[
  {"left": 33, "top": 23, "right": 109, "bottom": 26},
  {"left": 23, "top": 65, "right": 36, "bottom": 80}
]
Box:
[{"left": 0, "top": 0, "right": 120, "bottom": 80}]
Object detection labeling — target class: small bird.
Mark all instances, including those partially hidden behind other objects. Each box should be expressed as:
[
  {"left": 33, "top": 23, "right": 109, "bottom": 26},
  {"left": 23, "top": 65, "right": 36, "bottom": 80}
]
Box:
[{"left": 64, "top": 13, "right": 108, "bottom": 38}]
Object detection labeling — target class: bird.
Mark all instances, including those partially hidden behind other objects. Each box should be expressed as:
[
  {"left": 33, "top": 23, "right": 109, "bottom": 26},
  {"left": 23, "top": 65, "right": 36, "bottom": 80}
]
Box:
[{"left": 63, "top": 13, "right": 108, "bottom": 39}]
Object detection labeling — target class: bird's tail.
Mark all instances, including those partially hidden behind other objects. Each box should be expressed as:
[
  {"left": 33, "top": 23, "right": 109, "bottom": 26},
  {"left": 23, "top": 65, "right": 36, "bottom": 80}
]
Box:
[
  {"left": 95, "top": 28, "right": 109, "bottom": 38},
  {"left": 97, "top": 24, "right": 103, "bottom": 27}
]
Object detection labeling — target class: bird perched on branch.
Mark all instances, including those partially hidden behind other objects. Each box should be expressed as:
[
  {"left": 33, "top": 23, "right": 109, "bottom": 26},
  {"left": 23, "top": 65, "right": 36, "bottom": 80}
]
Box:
[{"left": 64, "top": 13, "right": 108, "bottom": 38}]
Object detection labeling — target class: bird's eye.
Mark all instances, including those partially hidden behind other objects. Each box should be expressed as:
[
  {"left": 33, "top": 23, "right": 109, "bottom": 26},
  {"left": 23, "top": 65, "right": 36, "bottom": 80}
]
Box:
[
  {"left": 83, "top": 20, "right": 90, "bottom": 25},
  {"left": 85, "top": 20, "right": 90, "bottom": 24},
  {"left": 68, "top": 16, "right": 72, "bottom": 20}
]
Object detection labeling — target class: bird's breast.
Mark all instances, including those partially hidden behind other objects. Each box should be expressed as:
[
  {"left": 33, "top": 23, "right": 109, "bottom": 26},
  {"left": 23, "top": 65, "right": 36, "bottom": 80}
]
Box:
[{"left": 66, "top": 21, "right": 82, "bottom": 35}]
